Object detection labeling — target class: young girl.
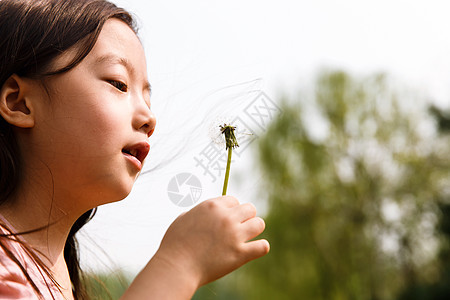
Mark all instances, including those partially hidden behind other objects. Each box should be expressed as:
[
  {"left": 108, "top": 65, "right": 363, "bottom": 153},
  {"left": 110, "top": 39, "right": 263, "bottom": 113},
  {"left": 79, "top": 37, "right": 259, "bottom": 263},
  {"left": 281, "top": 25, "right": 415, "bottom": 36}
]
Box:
[{"left": 0, "top": 0, "right": 270, "bottom": 299}]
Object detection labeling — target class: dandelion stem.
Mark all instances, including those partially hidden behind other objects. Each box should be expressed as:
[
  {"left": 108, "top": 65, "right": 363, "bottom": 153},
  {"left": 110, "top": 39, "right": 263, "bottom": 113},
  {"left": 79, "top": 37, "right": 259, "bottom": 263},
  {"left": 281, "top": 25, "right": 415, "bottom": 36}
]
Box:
[
  {"left": 222, "top": 147, "right": 233, "bottom": 196},
  {"left": 220, "top": 124, "right": 239, "bottom": 196}
]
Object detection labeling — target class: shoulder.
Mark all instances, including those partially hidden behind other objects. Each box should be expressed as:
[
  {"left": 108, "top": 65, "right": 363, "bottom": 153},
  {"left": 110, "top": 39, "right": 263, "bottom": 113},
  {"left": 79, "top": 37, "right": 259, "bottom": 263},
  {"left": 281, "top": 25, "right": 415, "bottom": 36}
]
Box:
[
  {"left": 0, "top": 223, "right": 63, "bottom": 300},
  {"left": 0, "top": 230, "right": 40, "bottom": 299}
]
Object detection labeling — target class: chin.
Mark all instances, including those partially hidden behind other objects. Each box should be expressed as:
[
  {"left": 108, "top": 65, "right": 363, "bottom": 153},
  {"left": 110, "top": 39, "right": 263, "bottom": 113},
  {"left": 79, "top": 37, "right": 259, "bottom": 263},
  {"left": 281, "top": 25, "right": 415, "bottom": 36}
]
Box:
[
  {"left": 112, "top": 179, "right": 135, "bottom": 201},
  {"left": 91, "top": 177, "right": 136, "bottom": 207}
]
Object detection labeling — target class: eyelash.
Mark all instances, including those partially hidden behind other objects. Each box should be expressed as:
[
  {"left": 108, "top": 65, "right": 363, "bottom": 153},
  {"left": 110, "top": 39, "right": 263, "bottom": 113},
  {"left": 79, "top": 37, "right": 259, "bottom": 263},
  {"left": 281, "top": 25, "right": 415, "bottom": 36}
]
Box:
[{"left": 108, "top": 80, "right": 128, "bottom": 92}]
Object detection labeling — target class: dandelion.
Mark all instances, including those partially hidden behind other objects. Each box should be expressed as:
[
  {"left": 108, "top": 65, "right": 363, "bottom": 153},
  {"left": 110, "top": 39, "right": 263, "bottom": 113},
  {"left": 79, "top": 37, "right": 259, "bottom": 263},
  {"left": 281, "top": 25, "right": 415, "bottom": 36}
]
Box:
[{"left": 220, "top": 124, "right": 239, "bottom": 195}]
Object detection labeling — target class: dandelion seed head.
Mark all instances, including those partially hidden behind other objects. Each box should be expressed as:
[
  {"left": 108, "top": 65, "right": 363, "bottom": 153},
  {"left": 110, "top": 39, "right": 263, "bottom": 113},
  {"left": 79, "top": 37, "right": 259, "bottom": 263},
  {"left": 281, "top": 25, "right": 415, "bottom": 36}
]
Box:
[
  {"left": 208, "top": 115, "right": 233, "bottom": 146},
  {"left": 220, "top": 124, "right": 239, "bottom": 150}
]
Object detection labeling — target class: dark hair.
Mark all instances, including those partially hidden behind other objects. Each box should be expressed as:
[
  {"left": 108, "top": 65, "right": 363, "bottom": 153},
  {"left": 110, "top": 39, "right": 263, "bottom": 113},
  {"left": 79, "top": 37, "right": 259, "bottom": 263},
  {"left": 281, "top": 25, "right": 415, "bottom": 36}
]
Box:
[{"left": 0, "top": 0, "right": 137, "bottom": 298}]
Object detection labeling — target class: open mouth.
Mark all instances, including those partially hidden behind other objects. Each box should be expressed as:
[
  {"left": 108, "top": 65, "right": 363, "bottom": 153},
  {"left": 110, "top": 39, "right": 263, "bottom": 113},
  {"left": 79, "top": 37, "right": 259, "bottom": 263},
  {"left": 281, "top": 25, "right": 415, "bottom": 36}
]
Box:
[{"left": 122, "top": 141, "right": 150, "bottom": 166}]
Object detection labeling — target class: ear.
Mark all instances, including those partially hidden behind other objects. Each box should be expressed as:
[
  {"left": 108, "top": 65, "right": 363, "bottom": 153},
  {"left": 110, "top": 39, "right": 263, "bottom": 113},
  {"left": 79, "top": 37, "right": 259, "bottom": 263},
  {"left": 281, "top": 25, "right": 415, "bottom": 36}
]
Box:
[{"left": 0, "top": 74, "right": 35, "bottom": 128}]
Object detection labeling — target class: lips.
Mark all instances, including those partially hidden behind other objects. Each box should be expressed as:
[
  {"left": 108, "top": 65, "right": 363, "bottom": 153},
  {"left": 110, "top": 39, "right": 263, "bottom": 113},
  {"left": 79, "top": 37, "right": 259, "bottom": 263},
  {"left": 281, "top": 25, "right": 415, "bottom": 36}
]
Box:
[{"left": 122, "top": 141, "right": 150, "bottom": 169}]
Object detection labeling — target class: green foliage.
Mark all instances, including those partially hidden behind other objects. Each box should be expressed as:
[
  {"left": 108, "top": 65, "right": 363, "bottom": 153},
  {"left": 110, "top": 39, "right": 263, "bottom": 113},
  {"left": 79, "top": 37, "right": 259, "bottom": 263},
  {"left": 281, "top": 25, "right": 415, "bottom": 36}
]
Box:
[
  {"left": 193, "top": 278, "right": 242, "bottom": 300},
  {"left": 228, "top": 71, "right": 449, "bottom": 300},
  {"left": 397, "top": 107, "right": 450, "bottom": 300},
  {"left": 83, "top": 271, "right": 131, "bottom": 300}
]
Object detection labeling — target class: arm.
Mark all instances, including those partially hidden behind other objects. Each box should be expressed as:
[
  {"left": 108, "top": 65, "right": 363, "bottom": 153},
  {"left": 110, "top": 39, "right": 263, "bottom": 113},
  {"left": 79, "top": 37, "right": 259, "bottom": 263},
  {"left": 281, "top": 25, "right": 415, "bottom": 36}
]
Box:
[{"left": 121, "top": 196, "right": 270, "bottom": 299}]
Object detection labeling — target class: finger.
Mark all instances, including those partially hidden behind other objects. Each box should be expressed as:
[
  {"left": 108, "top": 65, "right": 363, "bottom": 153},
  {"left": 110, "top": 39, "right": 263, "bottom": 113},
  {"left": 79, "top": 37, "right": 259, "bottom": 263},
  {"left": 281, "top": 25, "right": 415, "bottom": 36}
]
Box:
[
  {"left": 242, "top": 239, "right": 270, "bottom": 261},
  {"left": 240, "top": 217, "right": 266, "bottom": 241},
  {"left": 218, "top": 195, "right": 240, "bottom": 208},
  {"left": 231, "top": 202, "right": 257, "bottom": 223},
  {"left": 197, "top": 196, "right": 239, "bottom": 212}
]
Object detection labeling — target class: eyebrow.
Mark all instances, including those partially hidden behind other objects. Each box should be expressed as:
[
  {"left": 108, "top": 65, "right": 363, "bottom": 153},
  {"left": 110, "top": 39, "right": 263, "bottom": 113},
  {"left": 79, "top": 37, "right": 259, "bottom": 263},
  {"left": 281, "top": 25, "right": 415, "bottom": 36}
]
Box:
[{"left": 94, "top": 54, "right": 152, "bottom": 95}]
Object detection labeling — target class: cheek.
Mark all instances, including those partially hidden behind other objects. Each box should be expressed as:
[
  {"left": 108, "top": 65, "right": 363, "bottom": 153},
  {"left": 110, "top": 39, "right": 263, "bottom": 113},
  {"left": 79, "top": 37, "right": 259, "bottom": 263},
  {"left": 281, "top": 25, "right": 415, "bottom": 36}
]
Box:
[
  {"left": 41, "top": 98, "right": 130, "bottom": 158},
  {"left": 74, "top": 104, "right": 130, "bottom": 152},
  {"left": 80, "top": 105, "right": 122, "bottom": 137}
]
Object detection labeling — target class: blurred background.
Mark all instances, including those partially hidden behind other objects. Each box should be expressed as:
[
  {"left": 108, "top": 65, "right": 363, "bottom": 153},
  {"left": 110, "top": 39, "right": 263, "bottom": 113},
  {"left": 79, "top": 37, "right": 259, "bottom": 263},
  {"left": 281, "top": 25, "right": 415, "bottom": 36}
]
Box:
[{"left": 77, "top": 0, "right": 450, "bottom": 299}]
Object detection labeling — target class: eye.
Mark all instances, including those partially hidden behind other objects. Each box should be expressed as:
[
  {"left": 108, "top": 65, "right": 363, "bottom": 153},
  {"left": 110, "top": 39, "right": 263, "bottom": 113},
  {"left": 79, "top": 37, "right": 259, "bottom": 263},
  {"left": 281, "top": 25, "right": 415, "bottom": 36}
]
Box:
[{"left": 108, "top": 80, "right": 128, "bottom": 92}]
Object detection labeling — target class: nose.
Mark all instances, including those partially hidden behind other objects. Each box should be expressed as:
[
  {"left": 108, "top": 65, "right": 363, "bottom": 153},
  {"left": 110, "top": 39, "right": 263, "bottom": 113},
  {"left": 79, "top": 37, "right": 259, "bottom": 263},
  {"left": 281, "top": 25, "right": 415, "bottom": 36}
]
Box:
[{"left": 133, "top": 99, "right": 156, "bottom": 138}]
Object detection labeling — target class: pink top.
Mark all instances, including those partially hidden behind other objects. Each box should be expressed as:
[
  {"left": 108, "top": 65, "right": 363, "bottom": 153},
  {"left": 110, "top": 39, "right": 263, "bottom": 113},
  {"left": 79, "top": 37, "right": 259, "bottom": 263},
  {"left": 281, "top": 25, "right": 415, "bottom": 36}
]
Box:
[{"left": 0, "top": 221, "right": 64, "bottom": 300}]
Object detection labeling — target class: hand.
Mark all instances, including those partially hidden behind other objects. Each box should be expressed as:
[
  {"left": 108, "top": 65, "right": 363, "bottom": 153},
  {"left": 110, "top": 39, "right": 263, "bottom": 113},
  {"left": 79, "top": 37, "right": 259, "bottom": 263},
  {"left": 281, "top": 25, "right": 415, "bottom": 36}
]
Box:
[{"left": 154, "top": 196, "right": 270, "bottom": 288}]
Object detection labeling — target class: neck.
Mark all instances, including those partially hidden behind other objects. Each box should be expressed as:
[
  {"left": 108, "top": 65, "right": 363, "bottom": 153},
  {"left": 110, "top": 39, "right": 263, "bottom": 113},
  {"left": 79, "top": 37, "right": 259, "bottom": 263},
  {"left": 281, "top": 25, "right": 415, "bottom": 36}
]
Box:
[
  {"left": 0, "top": 164, "right": 88, "bottom": 268},
  {"left": 0, "top": 161, "right": 95, "bottom": 300}
]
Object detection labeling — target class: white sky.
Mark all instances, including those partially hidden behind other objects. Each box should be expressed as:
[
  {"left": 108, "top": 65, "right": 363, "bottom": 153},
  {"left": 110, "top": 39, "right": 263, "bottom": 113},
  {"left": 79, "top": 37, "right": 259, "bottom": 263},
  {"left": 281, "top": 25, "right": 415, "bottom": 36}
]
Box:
[{"left": 79, "top": 0, "right": 450, "bottom": 274}]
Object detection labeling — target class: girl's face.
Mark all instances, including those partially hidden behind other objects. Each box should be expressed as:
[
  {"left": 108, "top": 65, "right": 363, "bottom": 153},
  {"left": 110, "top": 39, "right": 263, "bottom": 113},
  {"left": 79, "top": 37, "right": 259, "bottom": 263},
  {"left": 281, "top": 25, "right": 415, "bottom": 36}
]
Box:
[{"left": 27, "top": 19, "right": 156, "bottom": 209}]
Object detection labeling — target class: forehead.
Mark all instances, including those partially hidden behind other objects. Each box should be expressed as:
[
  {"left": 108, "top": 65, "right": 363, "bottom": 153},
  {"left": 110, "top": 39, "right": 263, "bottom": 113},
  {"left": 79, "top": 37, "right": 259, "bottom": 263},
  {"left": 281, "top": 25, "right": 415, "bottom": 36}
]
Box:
[{"left": 85, "top": 19, "right": 147, "bottom": 75}]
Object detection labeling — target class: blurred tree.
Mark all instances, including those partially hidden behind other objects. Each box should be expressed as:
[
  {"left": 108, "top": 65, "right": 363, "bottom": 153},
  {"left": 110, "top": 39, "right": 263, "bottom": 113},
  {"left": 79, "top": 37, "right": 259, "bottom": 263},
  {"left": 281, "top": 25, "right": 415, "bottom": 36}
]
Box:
[
  {"left": 224, "top": 71, "right": 450, "bottom": 300},
  {"left": 430, "top": 106, "right": 450, "bottom": 132},
  {"left": 396, "top": 106, "right": 450, "bottom": 300}
]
